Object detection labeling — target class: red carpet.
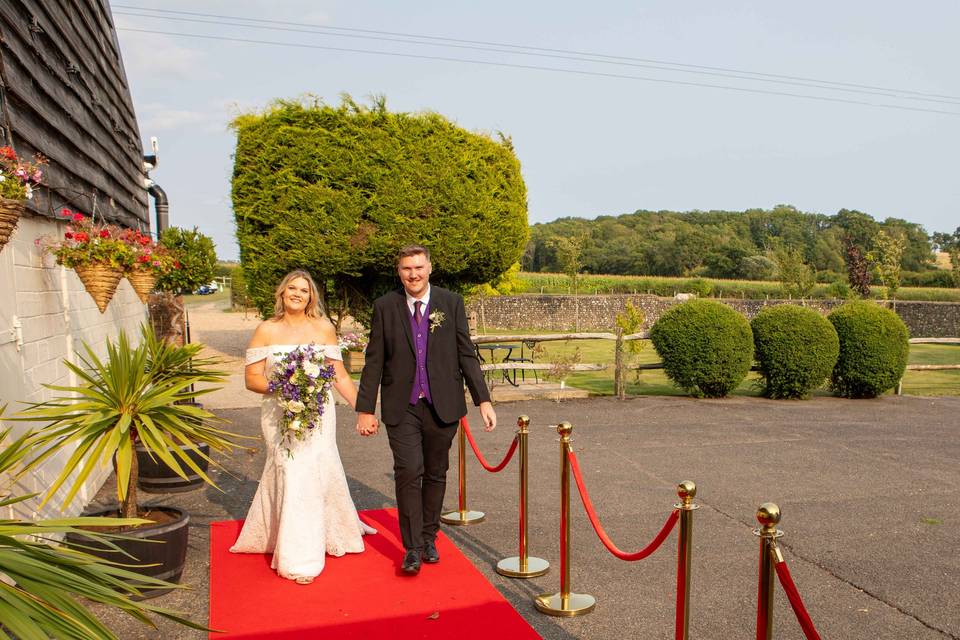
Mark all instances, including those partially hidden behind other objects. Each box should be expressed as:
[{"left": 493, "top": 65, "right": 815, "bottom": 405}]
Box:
[{"left": 209, "top": 509, "right": 540, "bottom": 639}]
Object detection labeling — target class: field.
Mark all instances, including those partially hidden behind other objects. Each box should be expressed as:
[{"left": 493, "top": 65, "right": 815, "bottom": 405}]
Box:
[
  {"left": 480, "top": 330, "right": 960, "bottom": 398},
  {"left": 516, "top": 272, "right": 960, "bottom": 302}
]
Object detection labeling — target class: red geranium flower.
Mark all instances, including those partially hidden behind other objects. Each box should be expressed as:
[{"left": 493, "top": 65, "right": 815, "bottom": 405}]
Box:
[
  {"left": 60, "top": 208, "right": 73, "bottom": 217},
  {"left": 74, "top": 232, "right": 89, "bottom": 242},
  {"left": 99, "top": 229, "right": 110, "bottom": 239},
  {"left": 138, "top": 254, "right": 151, "bottom": 263},
  {"left": 72, "top": 213, "right": 84, "bottom": 222},
  {"left": 64, "top": 232, "right": 74, "bottom": 239}
]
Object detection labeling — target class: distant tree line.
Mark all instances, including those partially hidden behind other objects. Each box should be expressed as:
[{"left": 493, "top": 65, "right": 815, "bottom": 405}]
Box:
[{"left": 523, "top": 205, "right": 951, "bottom": 290}]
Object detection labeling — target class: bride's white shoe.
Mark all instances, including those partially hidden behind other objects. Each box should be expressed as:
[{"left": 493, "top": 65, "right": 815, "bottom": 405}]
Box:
[{"left": 294, "top": 576, "right": 314, "bottom": 585}]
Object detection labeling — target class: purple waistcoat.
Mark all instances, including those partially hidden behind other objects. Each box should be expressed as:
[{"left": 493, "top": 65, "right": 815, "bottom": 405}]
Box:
[{"left": 409, "top": 302, "right": 433, "bottom": 405}]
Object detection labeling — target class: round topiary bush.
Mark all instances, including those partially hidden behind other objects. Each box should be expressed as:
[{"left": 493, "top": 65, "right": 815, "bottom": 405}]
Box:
[
  {"left": 828, "top": 301, "right": 909, "bottom": 398},
  {"left": 751, "top": 305, "right": 839, "bottom": 399},
  {"left": 650, "top": 300, "right": 754, "bottom": 398}
]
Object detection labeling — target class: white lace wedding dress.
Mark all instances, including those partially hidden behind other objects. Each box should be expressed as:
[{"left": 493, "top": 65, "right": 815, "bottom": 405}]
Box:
[{"left": 230, "top": 344, "right": 375, "bottom": 581}]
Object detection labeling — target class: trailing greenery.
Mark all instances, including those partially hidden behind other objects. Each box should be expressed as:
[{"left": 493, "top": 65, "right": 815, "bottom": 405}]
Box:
[
  {"left": 828, "top": 301, "right": 910, "bottom": 398},
  {"left": 155, "top": 227, "right": 217, "bottom": 294},
  {"left": 649, "top": 299, "right": 754, "bottom": 397},
  {"left": 514, "top": 272, "right": 960, "bottom": 301},
  {"left": 231, "top": 96, "right": 528, "bottom": 323},
  {"left": 751, "top": 305, "right": 839, "bottom": 399}
]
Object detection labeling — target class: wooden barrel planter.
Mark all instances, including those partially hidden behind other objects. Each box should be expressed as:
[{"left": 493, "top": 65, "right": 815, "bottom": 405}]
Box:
[
  {"left": 137, "top": 442, "right": 210, "bottom": 493},
  {"left": 67, "top": 507, "right": 189, "bottom": 599},
  {"left": 344, "top": 350, "right": 365, "bottom": 374}
]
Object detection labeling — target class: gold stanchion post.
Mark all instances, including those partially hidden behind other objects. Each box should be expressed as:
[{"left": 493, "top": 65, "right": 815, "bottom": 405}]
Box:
[
  {"left": 674, "top": 481, "right": 698, "bottom": 640},
  {"left": 754, "top": 503, "right": 783, "bottom": 640},
  {"left": 535, "top": 422, "right": 595, "bottom": 617},
  {"left": 497, "top": 416, "right": 550, "bottom": 578},
  {"left": 441, "top": 420, "right": 485, "bottom": 525}
]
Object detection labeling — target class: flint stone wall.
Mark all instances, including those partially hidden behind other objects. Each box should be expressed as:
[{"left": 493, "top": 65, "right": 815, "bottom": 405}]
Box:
[{"left": 467, "top": 294, "right": 960, "bottom": 338}]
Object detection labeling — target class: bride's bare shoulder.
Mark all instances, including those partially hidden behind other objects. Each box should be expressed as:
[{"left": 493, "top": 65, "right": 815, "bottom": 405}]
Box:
[
  {"left": 248, "top": 319, "right": 281, "bottom": 348},
  {"left": 311, "top": 316, "right": 337, "bottom": 343}
]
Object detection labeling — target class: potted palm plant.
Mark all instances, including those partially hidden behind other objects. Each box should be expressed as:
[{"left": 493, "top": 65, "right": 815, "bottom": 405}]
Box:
[
  {"left": 0, "top": 420, "right": 208, "bottom": 638},
  {"left": 14, "top": 326, "right": 241, "bottom": 597}
]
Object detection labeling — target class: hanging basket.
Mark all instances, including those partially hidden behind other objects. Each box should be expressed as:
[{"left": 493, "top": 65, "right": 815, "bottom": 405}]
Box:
[
  {"left": 126, "top": 268, "right": 158, "bottom": 304},
  {"left": 75, "top": 262, "right": 124, "bottom": 313},
  {"left": 0, "top": 197, "right": 26, "bottom": 253}
]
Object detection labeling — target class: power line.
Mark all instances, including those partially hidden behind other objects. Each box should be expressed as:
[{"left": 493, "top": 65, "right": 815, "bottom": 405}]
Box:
[
  {"left": 113, "top": 9, "right": 960, "bottom": 107},
  {"left": 115, "top": 27, "right": 960, "bottom": 118},
  {"left": 112, "top": 4, "right": 960, "bottom": 104}
]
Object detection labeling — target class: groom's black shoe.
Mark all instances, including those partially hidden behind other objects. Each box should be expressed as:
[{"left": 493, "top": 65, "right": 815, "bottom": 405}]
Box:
[
  {"left": 401, "top": 549, "right": 421, "bottom": 575},
  {"left": 423, "top": 540, "right": 440, "bottom": 564}
]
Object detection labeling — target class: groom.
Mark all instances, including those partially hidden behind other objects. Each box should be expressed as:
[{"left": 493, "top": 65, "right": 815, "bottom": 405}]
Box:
[{"left": 356, "top": 245, "right": 496, "bottom": 575}]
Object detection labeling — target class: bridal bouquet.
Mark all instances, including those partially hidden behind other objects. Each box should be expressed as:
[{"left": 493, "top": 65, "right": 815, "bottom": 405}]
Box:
[{"left": 267, "top": 345, "right": 336, "bottom": 455}]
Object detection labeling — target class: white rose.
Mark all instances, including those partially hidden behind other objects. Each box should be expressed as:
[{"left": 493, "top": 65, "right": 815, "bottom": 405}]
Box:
[
  {"left": 289, "top": 419, "right": 302, "bottom": 432},
  {"left": 287, "top": 400, "right": 305, "bottom": 413},
  {"left": 303, "top": 362, "right": 321, "bottom": 378}
]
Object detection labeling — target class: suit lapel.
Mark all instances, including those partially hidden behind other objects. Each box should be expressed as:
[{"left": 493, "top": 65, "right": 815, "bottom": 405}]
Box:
[{"left": 397, "top": 292, "right": 415, "bottom": 354}]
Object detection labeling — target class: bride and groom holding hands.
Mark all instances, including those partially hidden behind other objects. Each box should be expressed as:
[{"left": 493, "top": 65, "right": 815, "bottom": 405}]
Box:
[{"left": 230, "top": 244, "right": 497, "bottom": 583}]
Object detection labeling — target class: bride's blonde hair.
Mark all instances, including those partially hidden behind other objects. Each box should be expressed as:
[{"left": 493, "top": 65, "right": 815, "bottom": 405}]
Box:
[{"left": 272, "top": 270, "right": 324, "bottom": 320}]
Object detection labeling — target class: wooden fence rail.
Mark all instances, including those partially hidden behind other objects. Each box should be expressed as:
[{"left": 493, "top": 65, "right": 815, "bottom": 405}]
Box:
[{"left": 471, "top": 333, "right": 959, "bottom": 398}]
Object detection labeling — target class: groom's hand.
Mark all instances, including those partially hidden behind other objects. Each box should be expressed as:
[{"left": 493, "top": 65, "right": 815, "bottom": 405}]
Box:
[
  {"left": 479, "top": 401, "right": 497, "bottom": 432},
  {"left": 357, "top": 412, "right": 379, "bottom": 437}
]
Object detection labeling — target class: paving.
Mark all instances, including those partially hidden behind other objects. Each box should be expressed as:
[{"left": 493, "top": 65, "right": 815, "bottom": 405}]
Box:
[{"left": 86, "top": 304, "right": 960, "bottom": 639}]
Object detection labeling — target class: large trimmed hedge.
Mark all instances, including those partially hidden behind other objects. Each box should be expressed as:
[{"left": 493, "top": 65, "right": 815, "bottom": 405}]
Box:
[
  {"left": 650, "top": 299, "right": 754, "bottom": 397},
  {"left": 828, "top": 301, "right": 909, "bottom": 398},
  {"left": 231, "top": 96, "right": 528, "bottom": 321},
  {"left": 751, "top": 305, "right": 839, "bottom": 399}
]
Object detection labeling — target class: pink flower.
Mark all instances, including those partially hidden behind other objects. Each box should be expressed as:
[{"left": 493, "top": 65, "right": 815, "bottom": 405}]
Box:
[
  {"left": 152, "top": 261, "right": 160, "bottom": 267},
  {"left": 60, "top": 208, "right": 72, "bottom": 217}
]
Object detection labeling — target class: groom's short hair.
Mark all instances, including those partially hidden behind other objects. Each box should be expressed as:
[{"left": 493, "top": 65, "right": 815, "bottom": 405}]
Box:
[{"left": 397, "top": 244, "right": 430, "bottom": 264}]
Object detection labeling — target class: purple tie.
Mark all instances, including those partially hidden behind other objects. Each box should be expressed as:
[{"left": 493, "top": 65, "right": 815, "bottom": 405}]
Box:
[{"left": 414, "top": 300, "right": 423, "bottom": 324}]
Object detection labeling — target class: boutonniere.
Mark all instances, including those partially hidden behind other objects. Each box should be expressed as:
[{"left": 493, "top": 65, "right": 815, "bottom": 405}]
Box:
[{"left": 428, "top": 310, "right": 446, "bottom": 333}]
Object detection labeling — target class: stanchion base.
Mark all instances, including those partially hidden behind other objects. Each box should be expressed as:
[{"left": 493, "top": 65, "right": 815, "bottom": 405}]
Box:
[
  {"left": 496, "top": 556, "right": 550, "bottom": 578},
  {"left": 440, "top": 510, "right": 486, "bottom": 526},
  {"left": 534, "top": 592, "right": 596, "bottom": 617}
]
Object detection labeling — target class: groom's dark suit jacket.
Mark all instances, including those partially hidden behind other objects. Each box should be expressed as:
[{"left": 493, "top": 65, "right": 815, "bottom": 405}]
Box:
[{"left": 356, "top": 286, "right": 490, "bottom": 425}]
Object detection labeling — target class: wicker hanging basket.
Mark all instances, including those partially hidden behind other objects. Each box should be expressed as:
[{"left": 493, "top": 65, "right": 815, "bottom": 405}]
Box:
[
  {"left": 0, "top": 197, "right": 26, "bottom": 253},
  {"left": 126, "top": 268, "right": 158, "bottom": 304},
  {"left": 75, "top": 262, "right": 124, "bottom": 313}
]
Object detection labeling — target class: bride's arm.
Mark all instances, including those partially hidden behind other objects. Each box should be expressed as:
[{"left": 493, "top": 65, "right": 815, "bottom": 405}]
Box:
[
  {"left": 245, "top": 323, "right": 272, "bottom": 394},
  {"left": 330, "top": 359, "right": 358, "bottom": 410},
  {"left": 317, "top": 318, "right": 358, "bottom": 409}
]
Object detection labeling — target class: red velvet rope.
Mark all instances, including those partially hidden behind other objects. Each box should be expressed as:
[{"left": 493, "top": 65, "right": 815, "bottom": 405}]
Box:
[
  {"left": 461, "top": 418, "right": 519, "bottom": 473},
  {"left": 775, "top": 557, "right": 822, "bottom": 640},
  {"left": 569, "top": 450, "right": 679, "bottom": 561}
]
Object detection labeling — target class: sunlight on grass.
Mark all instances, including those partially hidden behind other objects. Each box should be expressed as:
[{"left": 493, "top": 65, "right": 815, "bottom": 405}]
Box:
[{"left": 478, "top": 329, "right": 959, "bottom": 397}]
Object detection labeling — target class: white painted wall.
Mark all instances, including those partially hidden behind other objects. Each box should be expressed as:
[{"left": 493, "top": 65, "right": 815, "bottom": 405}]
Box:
[{"left": 0, "top": 213, "right": 147, "bottom": 519}]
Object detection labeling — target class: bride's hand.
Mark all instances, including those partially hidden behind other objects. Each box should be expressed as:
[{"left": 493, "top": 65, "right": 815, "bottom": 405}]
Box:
[{"left": 357, "top": 412, "right": 379, "bottom": 437}]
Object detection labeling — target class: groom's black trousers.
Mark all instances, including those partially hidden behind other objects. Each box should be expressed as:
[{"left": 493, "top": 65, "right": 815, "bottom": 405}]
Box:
[{"left": 385, "top": 399, "right": 458, "bottom": 552}]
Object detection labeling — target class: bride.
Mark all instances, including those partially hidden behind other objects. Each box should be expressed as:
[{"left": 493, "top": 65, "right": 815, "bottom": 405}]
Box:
[{"left": 230, "top": 269, "right": 376, "bottom": 584}]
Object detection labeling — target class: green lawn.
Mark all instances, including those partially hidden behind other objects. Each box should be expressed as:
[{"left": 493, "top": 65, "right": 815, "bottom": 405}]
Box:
[
  {"left": 479, "top": 329, "right": 959, "bottom": 398},
  {"left": 182, "top": 287, "right": 231, "bottom": 308}
]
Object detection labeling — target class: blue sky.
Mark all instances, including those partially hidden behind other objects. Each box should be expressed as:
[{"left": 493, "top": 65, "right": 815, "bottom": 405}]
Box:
[{"left": 114, "top": 1, "right": 960, "bottom": 261}]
